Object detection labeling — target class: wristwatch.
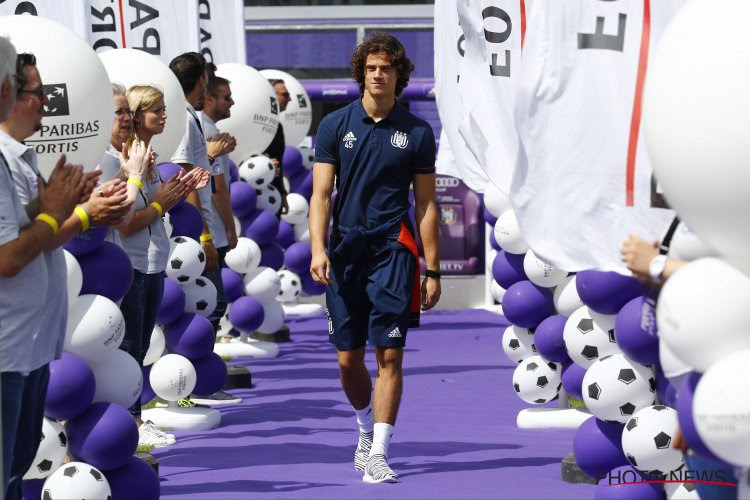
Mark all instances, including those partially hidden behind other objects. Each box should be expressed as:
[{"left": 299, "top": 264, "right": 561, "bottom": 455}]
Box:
[
  {"left": 649, "top": 255, "right": 667, "bottom": 283},
  {"left": 425, "top": 269, "right": 441, "bottom": 280}
]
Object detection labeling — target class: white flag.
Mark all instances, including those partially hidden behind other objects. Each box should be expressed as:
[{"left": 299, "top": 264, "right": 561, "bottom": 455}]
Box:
[
  {"left": 457, "top": 0, "right": 530, "bottom": 194},
  {"left": 88, "top": 0, "right": 200, "bottom": 65},
  {"left": 511, "top": 0, "right": 683, "bottom": 272},
  {"left": 0, "top": 0, "right": 87, "bottom": 39},
  {"left": 199, "top": 0, "right": 246, "bottom": 65},
  {"left": 433, "top": 0, "right": 488, "bottom": 192}
]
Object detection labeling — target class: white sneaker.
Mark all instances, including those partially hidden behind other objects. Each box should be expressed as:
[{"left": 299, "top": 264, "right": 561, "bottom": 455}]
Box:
[
  {"left": 138, "top": 421, "right": 176, "bottom": 447},
  {"left": 363, "top": 454, "right": 399, "bottom": 483},
  {"left": 142, "top": 420, "right": 175, "bottom": 440}
]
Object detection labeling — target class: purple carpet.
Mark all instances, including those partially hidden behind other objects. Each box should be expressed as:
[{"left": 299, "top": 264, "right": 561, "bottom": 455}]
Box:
[{"left": 153, "top": 309, "right": 594, "bottom": 499}]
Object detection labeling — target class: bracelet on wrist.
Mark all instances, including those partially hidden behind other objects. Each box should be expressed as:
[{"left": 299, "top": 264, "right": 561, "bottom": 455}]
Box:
[
  {"left": 200, "top": 233, "right": 212, "bottom": 242},
  {"left": 150, "top": 201, "right": 163, "bottom": 217},
  {"left": 127, "top": 177, "right": 143, "bottom": 189},
  {"left": 425, "top": 269, "right": 441, "bottom": 280},
  {"left": 36, "top": 213, "right": 59, "bottom": 235},
  {"left": 74, "top": 205, "right": 90, "bottom": 232}
]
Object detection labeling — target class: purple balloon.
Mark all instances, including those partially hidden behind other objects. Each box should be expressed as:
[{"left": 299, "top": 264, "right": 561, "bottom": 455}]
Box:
[
  {"left": 23, "top": 478, "right": 44, "bottom": 500},
  {"left": 103, "top": 456, "right": 159, "bottom": 500},
  {"left": 276, "top": 220, "right": 296, "bottom": 249},
  {"left": 169, "top": 201, "right": 203, "bottom": 241},
  {"left": 157, "top": 162, "right": 182, "bottom": 181},
  {"left": 284, "top": 242, "right": 312, "bottom": 275},
  {"left": 654, "top": 366, "right": 677, "bottom": 408},
  {"left": 242, "top": 209, "right": 279, "bottom": 246},
  {"left": 576, "top": 270, "right": 642, "bottom": 315},
  {"left": 288, "top": 170, "right": 307, "bottom": 194},
  {"left": 67, "top": 402, "right": 138, "bottom": 471},
  {"left": 483, "top": 206, "right": 498, "bottom": 226},
  {"left": 676, "top": 372, "right": 732, "bottom": 465},
  {"left": 141, "top": 365, "right": 155, "bottom": 405},
  {"left": 489, "top": 228, "right": 501, "bottom": 251},
  {"left": 228, "top": 296, "right": 265, "bottom": 332},
  {"left": 45, "top": 352, "right": 95, "bottom": 421},
  {"left": 492, "top": 251, "right": 527, "bottom": 289},
  {"left": 165, "top": 313, "right": 215, "bottom": 360},
  {"left": 221, "top": 268, "right": 244, "bottom": 303},
  {"left": 77, "top": 241, "right": 134, "bottom": 303},
  {"left": 260, "top": 242, "right": 285, "bottom": 271},
  {"left": 534, "top": 315, "right": 570, "bottom": 363},
  {"left": 192, "top": 352, "right": 228, "bottom": 396},
  {"left": 615, "top": 296, "right": 659, "bottom": 365},
  {"left": 561, "top": 362, "right": 586, "bottom": 400},
  {"left": 595, "top": 466, "right": 663, "bottom": 500},
  {"left": 63, "top": 225, "right": 108, "bottom": 256},
  {"left": 229, "top": 180, "right": 257, "bottom": 217},
  {"left": 156, "top": 278, "right": 185, "bottom": 325},
  {"left": 296, "top": 170, "right": 314, "bottom": 200},
  {"left": 573, "top": 418, "right": 628, "bottom": 477},
  {"left": 282, "top": 146, "right": 303, "bottom": 178},
  {"left": 501, "top": 280, "right": 554, "bottom": 328},
  {"left": 301, "top": 272, "right": 325, "bottom": 296},
  {"left": 228, "top": 160, "right": 238, "bottom": 183}
]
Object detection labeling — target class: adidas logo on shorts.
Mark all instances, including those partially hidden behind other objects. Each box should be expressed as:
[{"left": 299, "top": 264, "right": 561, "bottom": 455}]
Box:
[{"left": 387, "top": 327, "right": 402, "bottom": 338}]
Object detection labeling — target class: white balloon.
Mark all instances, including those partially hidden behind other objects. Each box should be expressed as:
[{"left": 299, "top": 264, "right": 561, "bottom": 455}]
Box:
[
  {"left": 582, "top": 354, "right": 655, "bottom": 424},
  {"left": 490, "top": 280, "right": 506, "bottom": 304},
  {"left": 64, "top": 250, "right": 82, "bottom": 306},
  {"left": 256, "top": 184, "right": 282, "bottom": 214},
  {"left": 553, "top": 275, "right": 583, "bottom": 317},
  {"left": 65, "top": 294, "right": 125, "bottom": 362},
  {"left": 694, "top": 349, "right": 750, "bottom": 467},
  {"left": 24, "top": 418, "right": 67, "bottom": 480},
  {"left": 665, "top": 482, "right": 700, "bottom": 500},
  {"left": 668, "top": 222, "right": 718, "bottom": 262},
  {"left": 42, "top": 462, "right": 111, "bottom": 500},
  {"left": 298, "top": 145, "right": 315, "bottom": 170},
  {"left": 260, "top": 69, "right": 313, "bottom": 147},
  {"left": 225, "top": 237, "right": 261, "bottom": 274},
  {"left": 484, "top": 181, "right": 512, "bottom": 218},
  {"left": 163, "top": 212, "right": 173, "bottom": 238},
  {"left": 486, "top": 249, "right": 498, "bottom": 274},
  {"left": 257, "top": 300, "right": 285, "bottom": 334},
  {"left": 89, "top": 349, "right": 142, "bottom": 409},
  {"left": 0, "top": 16, "right": 113, "bottom": 178},
  {"left": 657, "top": 258, "right": 750, "bottom": 372},
  {"left": 282, "top": 175, "right": 291, "bottom": 194},
  {"left": 243, "top": 266, "right": 281, "bottom": 304},
  {"left": 166, "top": 236, "right": 206, "bottom": 283},
  {"left": 502, "top": 325, "right": 534, "bottom": 364},
  {"left": 523, "top": 250, "right": 568, "bottom": 288},
  {"left": 494, "top": 210, "right": 528, "bottom": 255},
  {"left": 293, "top": 221, "right": 310, "bottom": 243},
  {"left": 277, "top": 270, "right": 302, "bottom": 303},
  {"left": 622, "top": 405, "right": 684, "bottom": 475},
  {"left": 233, "top": 216, "right": 242, "bottom": 238},
  {"left": 563, "top": 306, "right": 621, "bottom": 368},
  {"left": 216, "top": 63, "right": 279, "bottom": 163},
  {"left": 149, "top": 354, "right": 196, "bottom": 401},
  {"left": 644, "top": 0, "right": 750, "bottom": 271},
  {"left": 143, "top": 325, "right": 166, "bottom": 366},
  {"left": 512, "top": 356, "right": 562, "bottom": 404},
  {"left": 98, "top": 48, "right": 185, "bottom": 159},
  {"left": 238, "top": 154, "right": 275, "bottom": 189},
  {"left": 181, "top": 276, "right": 217, "bottom": 317},
  {"left": 281, "top": 193, "right": 309, "bottom": 225}
]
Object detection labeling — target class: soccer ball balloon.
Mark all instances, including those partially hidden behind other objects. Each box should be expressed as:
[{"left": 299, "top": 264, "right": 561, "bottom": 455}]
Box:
[
  {"left": 502, "top": 325, "right": 536, "bottom": 364},
  {"left": 512, "top": 356, "right": 562, "bottom": 404},
  {"left": 181, "top": 277, "right": 217, "bottom": 317},
  {"left": 553, "top": 275, "right": 584, "bottom": 317},
  {"left": 238, "top": 154, "right": 275, "bottom": 189},
  {"left": 166, "top": 237, "right": 205, "bottom": 283},
  {"left": 277, "top": 270, "right": 302, "bottom": 303},
  {"left": 583, "top": 354, "right": 656, "bottom": 423},
  {"left": 24, "top": 418, "right": 68, "bottom": 480},
  {"left": 42, "top": 462, "right": 111, "bottom": 500},
  {"left": 563, "top": 306, "right": 622, "bottom": 368},
  {"left": 298, "top": 146, "right": 315, "bottom": 170},
  {"left": 256, "top": 184, "right": 282, "bottom": 213},
  {"left": 622, "top": 405, "right": 684, "bottom": 476}
]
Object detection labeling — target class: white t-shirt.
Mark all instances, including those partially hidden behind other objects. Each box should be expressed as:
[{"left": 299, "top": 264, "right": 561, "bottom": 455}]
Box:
[{"left": 199, "top": 111, "right": 231, "bottom": 249}]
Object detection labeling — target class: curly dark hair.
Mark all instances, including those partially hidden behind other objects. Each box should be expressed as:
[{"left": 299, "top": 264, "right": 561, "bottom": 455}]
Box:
[{"left": 351, "top": 32, "right": 414, "bottom": 97}]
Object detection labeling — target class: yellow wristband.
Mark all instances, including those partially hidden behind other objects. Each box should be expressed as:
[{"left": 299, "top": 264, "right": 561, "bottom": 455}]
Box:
[
  {"left": 200, "top": 233, "right": 212, "bottom": 242},
  {"left": 128, "top": 177, "right": 143, "bottom": 189},
  {"left": 36, "top": 213, "right": 59, "bottom": 235},
  {"left": 150, "top": 201, "right": 163, "bottom": 217},
  {"left": 74, "top": 206, "right": 90, "bottom": 232}
]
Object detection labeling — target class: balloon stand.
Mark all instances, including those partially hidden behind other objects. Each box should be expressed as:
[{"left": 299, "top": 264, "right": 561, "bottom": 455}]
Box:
[
  {"left": 282, "top": 302, "right": 325, "bottom": 319},
  {"left": 516, "top": 389, "right": 592, "bottom": 429},
  {"left": 212, "top": 332, "right": 280, "bottom": 358},
  {"left": 141, "top": 401, "right": 221, "bottom": 431}
]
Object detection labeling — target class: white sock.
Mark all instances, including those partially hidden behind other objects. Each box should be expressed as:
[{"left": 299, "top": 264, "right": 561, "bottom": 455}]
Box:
[
  {"left": 354, "top": 403, "right": 374, "bottom": 434},
  {"left": 370, "top": 422, "right": 394, "bottom": 458}
]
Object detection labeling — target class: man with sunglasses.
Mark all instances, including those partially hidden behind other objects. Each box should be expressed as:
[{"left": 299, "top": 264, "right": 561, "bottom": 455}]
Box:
[{"left": 263, "top": 78, "right": 290, "bottom": 215}]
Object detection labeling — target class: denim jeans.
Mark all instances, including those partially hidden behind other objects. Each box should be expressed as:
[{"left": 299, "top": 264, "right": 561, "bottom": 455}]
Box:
[
  {"left": 119, "top": 270, "right": 165, "bottom": 416},
  {"left": 204, "top": 246, "right": 228, "bottom": 332},
  {"left": 2, "top": 364, "right": 50, "bottom": 500}
]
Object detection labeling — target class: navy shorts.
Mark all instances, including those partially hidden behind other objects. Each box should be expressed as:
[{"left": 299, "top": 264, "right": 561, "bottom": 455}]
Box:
[{"left": 326, "top": 238, "right": 417, "bottom": 351}]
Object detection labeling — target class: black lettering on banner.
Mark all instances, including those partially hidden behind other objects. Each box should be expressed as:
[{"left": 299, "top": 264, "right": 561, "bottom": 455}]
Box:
[
  {"left": 93, "top": 38, "right": 118, "bottom": 51},
  {"left": 457, "top": 33, "right": 465, "bottom": 57},
  {"left": 578, "top": 0, "right": 626, "bottom": 52},
  {"left": 198, "top": 0, "right": 210, "bottom": 20},
  {"left": 91, "top": 6, "right": 116, "bottom": 33},
  {"left": 134, "top": 27, "right": 160, "bottom": 55},
  {"left": 199, "top": 0, "right": 213, "bottom": 63},
  {"left": 14, "top": 1, "right": 37, "bottom": 15},
  {"left": 201, "top": 46, "right": 214, "bottom": 63},
  {"left": 483, "top": 6, "right": 512, "bottom": 78},
  {"left": 129, "top": 0, "right": 158, "bottom": 29},
  {"left": 200, "top": 27, "right": 211, "bottom": 44}
]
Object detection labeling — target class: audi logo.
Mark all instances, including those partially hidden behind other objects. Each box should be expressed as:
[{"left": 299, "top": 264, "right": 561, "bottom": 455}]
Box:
[{"left": 436, "top": 177, "right": 461, "bottom": 188}]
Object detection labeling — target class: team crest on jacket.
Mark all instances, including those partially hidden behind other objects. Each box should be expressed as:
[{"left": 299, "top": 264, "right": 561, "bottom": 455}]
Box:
[{"left": 390, "top": 131, "right": 408, "bottom": 149}]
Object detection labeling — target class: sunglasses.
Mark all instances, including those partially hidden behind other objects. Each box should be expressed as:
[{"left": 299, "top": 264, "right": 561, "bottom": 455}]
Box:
[{"left": 18, "top": 86, "right": 45, "bottom": 98}]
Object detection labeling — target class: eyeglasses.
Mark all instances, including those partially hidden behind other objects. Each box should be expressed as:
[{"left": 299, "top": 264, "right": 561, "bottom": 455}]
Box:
[
  {"left": 114, "top": 108, "right": 133, "bottom": 117},
  {"left": 18, "top": 86, "right": 45, "bottom": 98}
]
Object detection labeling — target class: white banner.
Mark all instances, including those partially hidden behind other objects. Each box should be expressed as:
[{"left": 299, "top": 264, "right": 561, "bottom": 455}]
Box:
[
  {"left": 88, "top": 0, "right": 200, "bottom": 65},
  {"left": 457, "top": 0, "right": 529, "bottom": 194},
  {"left": 433, "top": 0, "right": 488, "bottom": 192},
  {"left": 511, "top": 0, "right": 683, "bottom": 272},
  {"left": 198, "top": 0, "right": 246, "bottom": 65},
  {"left": 0, "top": 0, "right": 87, "bottom": 39}
]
